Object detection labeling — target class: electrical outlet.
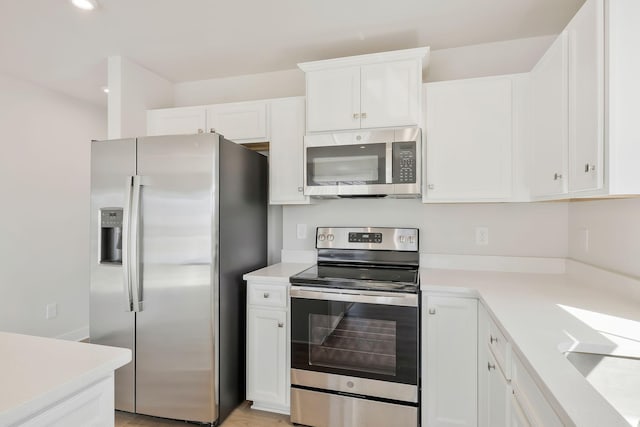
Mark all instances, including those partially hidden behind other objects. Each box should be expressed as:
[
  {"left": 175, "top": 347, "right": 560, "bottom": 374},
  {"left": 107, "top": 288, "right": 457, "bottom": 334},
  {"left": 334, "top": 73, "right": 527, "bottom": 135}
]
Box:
[
  {"left": 475, "top": 227, "right": 489, "bottom": 246},
  {"left": 296, "top": 224, "right": 307, "bottom": 240},
  {"left": 46, "top": 303, "right": 58, "bottom": 320}
]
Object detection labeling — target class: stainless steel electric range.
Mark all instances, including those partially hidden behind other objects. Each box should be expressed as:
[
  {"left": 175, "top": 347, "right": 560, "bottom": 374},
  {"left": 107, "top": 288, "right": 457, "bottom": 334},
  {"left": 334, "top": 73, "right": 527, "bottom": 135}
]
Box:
[{"left": 289, "top": 227, "right": 420, "bottom": 427}]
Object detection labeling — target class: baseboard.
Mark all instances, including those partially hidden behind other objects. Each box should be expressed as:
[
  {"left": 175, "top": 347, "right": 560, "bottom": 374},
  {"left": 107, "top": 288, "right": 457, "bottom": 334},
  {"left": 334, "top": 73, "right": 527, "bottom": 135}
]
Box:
[
  {"left": 420, "top": 254, "right": 567, "bottom": 274},
  {"left": 56, "top": 325, "right": 90, "bottom": 342}
]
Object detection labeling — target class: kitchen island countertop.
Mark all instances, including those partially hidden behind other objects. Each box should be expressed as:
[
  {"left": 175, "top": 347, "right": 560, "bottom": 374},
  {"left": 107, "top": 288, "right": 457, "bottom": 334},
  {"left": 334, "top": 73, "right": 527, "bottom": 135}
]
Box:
[{"left": 0, "top": 332, "right": 131, "bottom": 426}]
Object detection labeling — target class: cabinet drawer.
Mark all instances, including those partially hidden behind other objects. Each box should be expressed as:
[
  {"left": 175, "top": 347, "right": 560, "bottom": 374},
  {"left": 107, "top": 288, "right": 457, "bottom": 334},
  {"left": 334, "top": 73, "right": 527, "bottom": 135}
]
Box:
[
  {"left": 486, "top": 315, "right": 511, "bottom": 379},
  {"left": 248, "top": 283, "right": 288, "bottom": 308}
]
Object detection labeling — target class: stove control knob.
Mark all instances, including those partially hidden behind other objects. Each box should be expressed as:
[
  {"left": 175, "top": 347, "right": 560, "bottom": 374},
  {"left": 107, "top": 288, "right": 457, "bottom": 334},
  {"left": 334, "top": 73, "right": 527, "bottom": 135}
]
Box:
[
  {"left": 409, "top": 236, "right": 416, "bottom": 244},
  {"left": 327, "top": 234, "right": 334, "bottom": 242},
  {"left": 399, "top": 236, "right": 406, "bottom": 243},
  {"left": 318, "top": 234, "right": 326, "bottom": 241}
]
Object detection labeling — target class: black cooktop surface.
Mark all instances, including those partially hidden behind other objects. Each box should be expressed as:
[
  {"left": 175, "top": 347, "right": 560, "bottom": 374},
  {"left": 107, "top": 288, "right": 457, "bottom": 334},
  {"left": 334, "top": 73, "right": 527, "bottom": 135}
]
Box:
[{"left": 290, "top": 264, "right": 419, "bottom": 293}]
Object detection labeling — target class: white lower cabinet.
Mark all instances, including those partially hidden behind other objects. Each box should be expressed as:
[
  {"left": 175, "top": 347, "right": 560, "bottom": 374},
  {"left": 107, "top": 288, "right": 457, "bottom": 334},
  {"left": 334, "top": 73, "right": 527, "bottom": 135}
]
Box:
[
  {"left": 509, "top": 393, "right": 531, "bottom": 427},
  {"left": 422, "top": 294, "right": 477, "bottom": 427},
  {"left": 246, "top": 281, "right": 290, "bottom": 414}
]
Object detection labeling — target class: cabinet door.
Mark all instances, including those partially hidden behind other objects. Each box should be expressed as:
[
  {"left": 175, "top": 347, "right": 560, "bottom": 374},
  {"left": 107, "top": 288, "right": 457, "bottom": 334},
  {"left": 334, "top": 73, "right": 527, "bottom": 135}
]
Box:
[
  {"left": 486, "top": 351, "right": 510, "bottom": 427},
  {"left": 306, "top": 67, "right": 360, "bottom": 132},
  {"left": 269, "top": 97, "right": 309, "bottom": 205},
  {"left": 206, "top": 101, "right": 268, "bottom": 142},
  {"left": 246, "top": 308, "right": 287, "bottom": 406},
  {"left": 530, "top": 32, "right": 569, "bottom": 198},
  {"left": 361, "top": 59, "right": 420, "bottom": 129},
  {"left": 146, "top": 107, "right": 206, "bottom": 136},
  {"left": 423, "top": 295, "right": 478, "bottom": 427},
  {"left": 510, "top": 394, "right": 531, "bottom": 427},
  {"left": 567, "top": 0, "right": 604, "bottom": 192},
  {"left": 424, "top": 77, "right": 513, "bottom": 201}
]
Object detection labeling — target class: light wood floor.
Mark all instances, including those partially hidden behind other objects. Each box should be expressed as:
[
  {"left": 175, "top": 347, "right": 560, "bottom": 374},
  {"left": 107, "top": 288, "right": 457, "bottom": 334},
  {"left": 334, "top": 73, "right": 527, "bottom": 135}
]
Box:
[{"left": 115, "top": 401, "right": 292, "bottom": 426}]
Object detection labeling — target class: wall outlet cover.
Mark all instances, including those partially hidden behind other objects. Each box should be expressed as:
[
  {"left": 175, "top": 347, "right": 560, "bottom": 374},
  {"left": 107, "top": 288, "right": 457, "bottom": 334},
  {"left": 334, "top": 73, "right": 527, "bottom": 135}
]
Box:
[
  {"left": 475, "top": 227, "right": 489, "bottom": 246},
  {"left": 296, "top": 224, "right": 307, "bottom": 240},
  {"left": 46, "top": 303, "right": 58, "bottom": 320}
]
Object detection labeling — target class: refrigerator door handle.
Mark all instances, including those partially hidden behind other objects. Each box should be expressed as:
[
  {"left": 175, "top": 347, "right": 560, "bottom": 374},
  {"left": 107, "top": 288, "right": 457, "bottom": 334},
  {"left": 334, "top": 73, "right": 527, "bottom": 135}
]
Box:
[
  {"left": 122, "top": 176, "right": 134, "bottom": 312},
  {"left": 130, "top": 175, "right": 143, "bottom": 312}
]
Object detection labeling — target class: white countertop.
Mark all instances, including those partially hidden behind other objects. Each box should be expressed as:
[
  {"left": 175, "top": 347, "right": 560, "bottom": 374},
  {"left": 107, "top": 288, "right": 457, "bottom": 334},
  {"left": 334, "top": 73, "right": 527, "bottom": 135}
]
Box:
[
  {"left": 0, "top": 332, "right": 131, "bottom": 426},
  {"left": 243, "top": 263, "right": 312, "bottom": 283},
  {"left": 421, "top": 268, "right": 640, "bottom": 427}
]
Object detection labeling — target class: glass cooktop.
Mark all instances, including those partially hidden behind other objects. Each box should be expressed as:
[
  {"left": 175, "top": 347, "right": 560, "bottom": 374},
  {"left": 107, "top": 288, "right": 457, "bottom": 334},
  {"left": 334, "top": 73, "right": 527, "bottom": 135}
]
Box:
[{"left": 290, "top": 264, "right": 419, "bottom": 293}]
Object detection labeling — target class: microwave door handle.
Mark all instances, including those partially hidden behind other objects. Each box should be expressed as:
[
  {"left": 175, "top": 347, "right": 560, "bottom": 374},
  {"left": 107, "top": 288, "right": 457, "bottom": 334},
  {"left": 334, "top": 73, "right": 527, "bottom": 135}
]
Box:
[{"left": 386, "top": 142, "right": 393, "bottom": 184}]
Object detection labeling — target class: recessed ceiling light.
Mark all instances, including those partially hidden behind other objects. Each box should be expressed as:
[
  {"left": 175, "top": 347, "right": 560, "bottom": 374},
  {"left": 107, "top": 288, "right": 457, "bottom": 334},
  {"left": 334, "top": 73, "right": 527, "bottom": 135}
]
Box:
[
  {"left": 101, "top": 86, "right": 109, "bottom": 94},
  {"left": 71, "top": 0, "right": 98, "bottom": 11}
]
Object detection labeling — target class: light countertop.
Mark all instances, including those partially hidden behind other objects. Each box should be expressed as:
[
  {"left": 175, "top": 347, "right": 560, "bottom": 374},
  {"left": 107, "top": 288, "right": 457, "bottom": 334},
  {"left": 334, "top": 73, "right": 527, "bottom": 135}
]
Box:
[
  {"left": 421, "top": 268, "right": 640, "bottom": 427},
  {"left": 0, "top": 332, "right": 131, "bottom": 426},
  {"left": 243, "top": 263, "right": 312, "bottom": 283}
]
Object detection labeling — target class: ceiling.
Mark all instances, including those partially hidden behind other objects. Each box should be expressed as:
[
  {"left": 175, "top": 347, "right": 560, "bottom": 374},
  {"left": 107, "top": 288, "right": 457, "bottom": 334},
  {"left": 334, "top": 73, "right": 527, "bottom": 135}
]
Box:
[{"left": 0, "top": 0, "right": 585, "bottom": 106}]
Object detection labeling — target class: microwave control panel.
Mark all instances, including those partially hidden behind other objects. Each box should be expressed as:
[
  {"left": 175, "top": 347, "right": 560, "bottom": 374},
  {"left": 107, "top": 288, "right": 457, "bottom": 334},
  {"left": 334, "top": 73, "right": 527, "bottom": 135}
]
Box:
[{"left": 392, "top": 141, "right": 417, "bottom": 184}]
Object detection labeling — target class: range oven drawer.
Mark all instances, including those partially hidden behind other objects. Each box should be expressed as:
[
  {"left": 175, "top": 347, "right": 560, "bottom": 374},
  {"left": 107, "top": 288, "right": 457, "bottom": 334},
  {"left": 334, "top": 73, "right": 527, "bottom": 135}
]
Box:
[{"left": 291, "top": 388, "right": 418, "bottom": 427}]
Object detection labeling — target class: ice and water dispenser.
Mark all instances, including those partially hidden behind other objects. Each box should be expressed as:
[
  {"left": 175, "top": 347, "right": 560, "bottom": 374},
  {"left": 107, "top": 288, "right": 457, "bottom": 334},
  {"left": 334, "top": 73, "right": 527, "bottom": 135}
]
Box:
[{"left": 100, "top": 208, "right": 123, "bottom": 264}]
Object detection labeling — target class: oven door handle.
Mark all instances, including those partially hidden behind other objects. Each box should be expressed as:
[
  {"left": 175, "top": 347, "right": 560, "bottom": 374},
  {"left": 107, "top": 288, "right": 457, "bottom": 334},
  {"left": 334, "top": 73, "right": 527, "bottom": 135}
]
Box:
[{"left": 290, "top": 287, "right": 418, "bottom": 307}]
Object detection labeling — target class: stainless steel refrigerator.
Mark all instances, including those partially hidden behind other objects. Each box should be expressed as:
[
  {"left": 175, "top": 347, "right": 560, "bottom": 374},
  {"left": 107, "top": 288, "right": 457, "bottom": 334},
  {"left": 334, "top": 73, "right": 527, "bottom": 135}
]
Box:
[{"left": 89, "top": 133, "right": 267, "bottom": 425}]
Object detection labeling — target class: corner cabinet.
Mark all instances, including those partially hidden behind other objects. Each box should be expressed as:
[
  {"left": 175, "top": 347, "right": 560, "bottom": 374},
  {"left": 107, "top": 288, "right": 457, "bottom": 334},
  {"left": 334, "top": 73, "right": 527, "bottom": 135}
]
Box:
[
  {"left": 299, "top": 47, "right": 429, "bottom": 133},
  {"left": 423, "top": 74, "right": 529, "bottom": 202},
  {"left": 246, "top": 281, "right": 290, "bottom": 414},
  {"left": 422, "top": 294, "right": 477, "bottom": 427},
  {"left": 147, "top": 106, "right": 207, "bottom": 136}
]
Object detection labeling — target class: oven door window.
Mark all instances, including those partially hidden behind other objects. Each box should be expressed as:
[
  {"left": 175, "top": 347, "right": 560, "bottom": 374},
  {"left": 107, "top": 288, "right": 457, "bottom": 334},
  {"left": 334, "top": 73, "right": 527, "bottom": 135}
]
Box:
[
  {"left": 309, "top": 312, "right": 396, "bottom": 376},
  {"left": 291, "top": 298, "right": 418, "bottom": 385},
  {"left": 306, "top": 144, "right": 387, "bottom": 186}
]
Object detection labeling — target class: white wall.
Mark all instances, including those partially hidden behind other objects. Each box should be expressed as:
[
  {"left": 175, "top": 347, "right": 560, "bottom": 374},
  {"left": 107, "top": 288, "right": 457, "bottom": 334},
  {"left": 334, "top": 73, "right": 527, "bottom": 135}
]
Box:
[
  {"left": 568, "top": 198, "right": 640, "bottom": 278},
  {"left": 173, "top": 36, "right": 555, "bottom": 106},
  {"left": 426, "top": 35, "right": 555, "bottom": 82},
  {"left": 283, "top": 199, "right": 568, "bottom": 257},
  {"left": 0, "top": 73, "right": 106, "bottom": 339},
  {"left": 174, "top": 69, "right": 305, "bottom": 107},
  {"left": 108, "top": 56, "right": 174, "bottom": 139}
]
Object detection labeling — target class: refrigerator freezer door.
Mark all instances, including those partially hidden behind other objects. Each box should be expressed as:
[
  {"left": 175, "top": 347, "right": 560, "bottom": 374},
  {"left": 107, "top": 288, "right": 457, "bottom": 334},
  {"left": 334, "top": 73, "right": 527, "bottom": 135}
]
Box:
[
  {"left": 134, "top": 134, "right": 218, "bottom": 423},
  {"left": 90, "top": 138, "right": 137, "bottom": 412}
]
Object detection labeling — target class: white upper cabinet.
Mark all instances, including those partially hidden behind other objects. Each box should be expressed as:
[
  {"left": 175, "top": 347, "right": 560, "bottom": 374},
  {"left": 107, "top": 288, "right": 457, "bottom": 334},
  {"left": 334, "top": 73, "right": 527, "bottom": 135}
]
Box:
[
  {"left": 530, "top": 0, "right": 640, "bottom": 198},
  {"left": 567, "top": 0, "right": 604, "bottom": 193},
  {"left": 207, "top": 100, "right": 269, "bottom": 143},
  {"left": 360, "top": 60, "right": 421, "bottom": 129},
  {"left": 530, "top": 32, "right": 569, "bottom": 198},
  {"left": 299, "top": 47, "right": 429, "bottom": 133},
  {"left": 424, "top": 75, "right": 524, "bottom": 202},
  {"left": 269, "top": 97, "right": 310, "bottom": 205},
  {"left": 147, "top": 106, "right": 206, "bottom": 136},
  {"left": 305, "top": 67, "right": 360, "bottom": 132}
]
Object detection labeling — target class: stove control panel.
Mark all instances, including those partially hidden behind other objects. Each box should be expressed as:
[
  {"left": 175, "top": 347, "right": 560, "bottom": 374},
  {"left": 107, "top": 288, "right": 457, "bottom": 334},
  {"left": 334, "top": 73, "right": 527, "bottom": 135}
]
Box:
[
  {"left": 316, "top": 227, "right": 418, "bottom": 251},
  {"left": 348, "top": 232, "right": 382, "bottom": 243}
]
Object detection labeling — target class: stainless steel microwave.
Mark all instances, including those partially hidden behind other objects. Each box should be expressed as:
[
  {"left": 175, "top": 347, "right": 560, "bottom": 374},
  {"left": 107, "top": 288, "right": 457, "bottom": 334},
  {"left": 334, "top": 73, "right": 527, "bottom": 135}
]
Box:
[{"left": 304, "top": 127, "right": 421, "bottom": 197}]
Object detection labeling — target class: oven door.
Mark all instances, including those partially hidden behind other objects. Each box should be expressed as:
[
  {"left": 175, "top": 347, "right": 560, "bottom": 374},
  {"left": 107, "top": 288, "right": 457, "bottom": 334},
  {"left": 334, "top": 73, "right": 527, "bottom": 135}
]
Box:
[{"left": 290, "top": 286, "right": 419, "bottom": 389}]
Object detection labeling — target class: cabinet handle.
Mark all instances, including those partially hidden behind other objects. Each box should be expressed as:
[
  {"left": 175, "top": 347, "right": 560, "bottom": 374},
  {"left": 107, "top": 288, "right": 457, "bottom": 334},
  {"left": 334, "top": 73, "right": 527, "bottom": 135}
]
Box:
[
  {"left": 584, "top": 163, "right": 596, "bottom": 173},
  {"left": 263, "top": 292, "right": 270, "bottom": 298},
  {"left": 277, "top": 322, "right": 284, "bottom": 328},
  {"left": 428, "top": 308, "right": 436, "bottom": 315},
  {"left": 298, "top": 187, "right": 303, "bottom": 192},
  {"left": 353, "top": 113, "right": 360, "bottom": 119},
  {"left": 427, "top": 184, "right": 435, "bottom": 190},
  {"left": 490, "top": 335, "right": 498, "bottom": 344},
  {"left": 488, "top": 362, "right": 496, "bottom": 371},
  {"left": 210, "top": 128, "right": 216, "bottom": 133},
  {"left": 197, "top": 128, "right": 204, "bottom": 134},
  {"left": 554, "top": 173, "right": 563, "bottom": 181},
  {"left": 361, "top": 112, "right": 367, "bottom": 119}
]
